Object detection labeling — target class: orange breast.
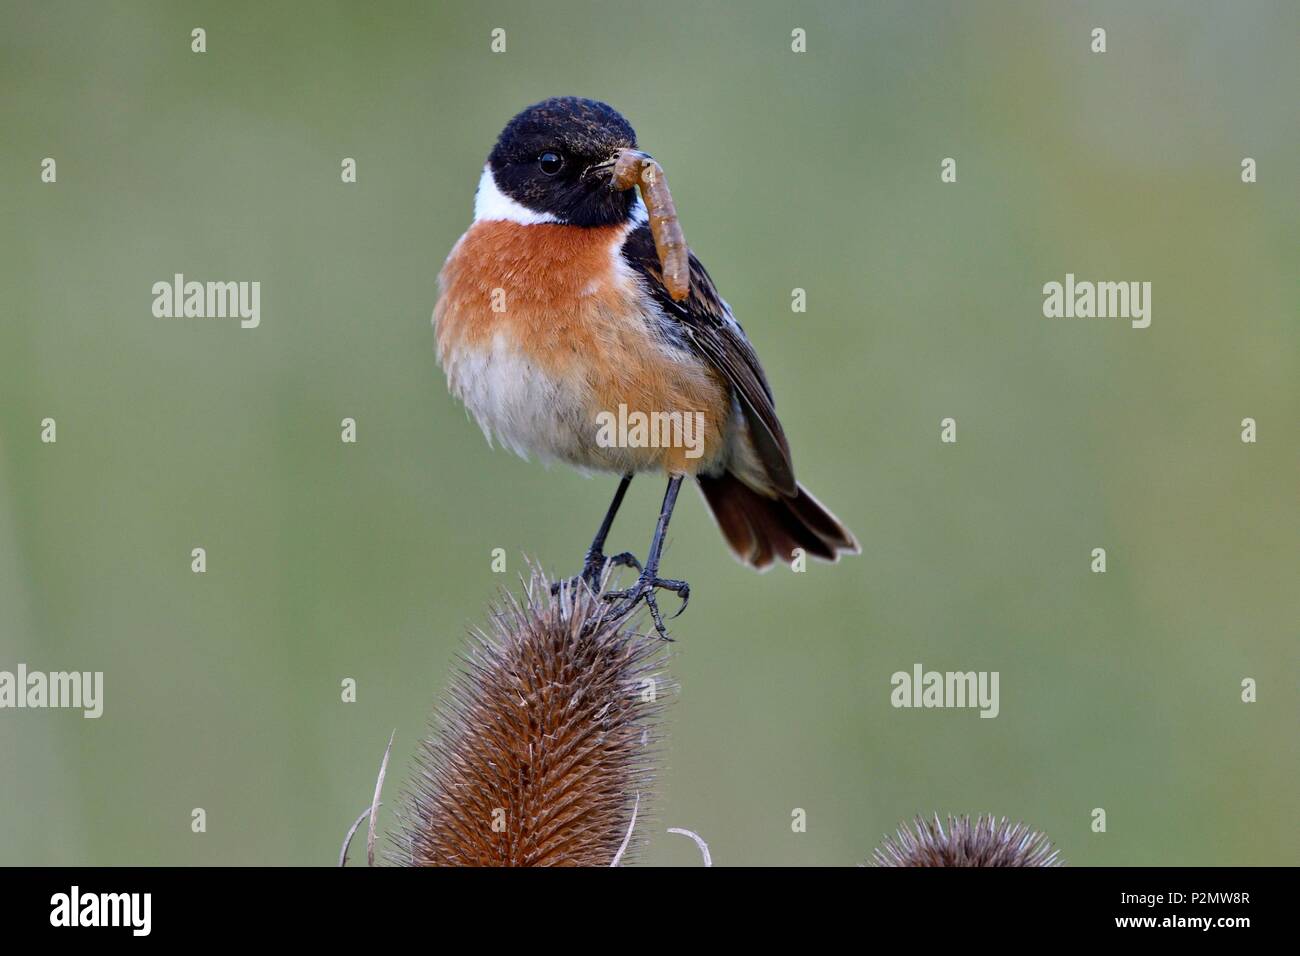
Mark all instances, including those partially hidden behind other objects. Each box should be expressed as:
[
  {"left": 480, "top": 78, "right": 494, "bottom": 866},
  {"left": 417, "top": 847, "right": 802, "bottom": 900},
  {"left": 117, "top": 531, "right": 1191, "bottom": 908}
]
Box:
[{"left": 435, "top": 220, "right": 732, "bottom": 474}]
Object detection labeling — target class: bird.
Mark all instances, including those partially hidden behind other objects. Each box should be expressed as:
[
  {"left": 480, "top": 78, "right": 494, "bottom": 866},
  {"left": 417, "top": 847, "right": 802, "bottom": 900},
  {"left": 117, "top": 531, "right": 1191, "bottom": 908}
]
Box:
[{"left": 434, "top": 96, "right": 858, "bottom": 637}]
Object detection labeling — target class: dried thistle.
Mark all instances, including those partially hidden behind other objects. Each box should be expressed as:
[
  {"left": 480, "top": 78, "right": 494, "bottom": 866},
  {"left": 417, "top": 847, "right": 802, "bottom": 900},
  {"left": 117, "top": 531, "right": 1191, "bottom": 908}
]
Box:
[
  {"left": 870, "top": 814, "right": 1063, "bottom": 867},
  {"left": 393, "top": 569, "right": 669, "bottom": 866}
]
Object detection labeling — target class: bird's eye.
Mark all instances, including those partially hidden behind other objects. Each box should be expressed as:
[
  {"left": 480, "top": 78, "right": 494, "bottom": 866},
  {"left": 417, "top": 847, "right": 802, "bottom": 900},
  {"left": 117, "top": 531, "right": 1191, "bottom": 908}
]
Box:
[{"left": 538, "top": 151, "right": 564, "bottom": 175}]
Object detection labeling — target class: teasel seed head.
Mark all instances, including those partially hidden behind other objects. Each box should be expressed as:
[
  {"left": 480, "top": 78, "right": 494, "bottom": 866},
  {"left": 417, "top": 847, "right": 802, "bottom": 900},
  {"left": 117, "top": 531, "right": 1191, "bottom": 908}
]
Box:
[
  {"left": 393, "top": 569, "right": 669, "bottom": 866},
  {"left": 870, "top": 814, "right": 1063, "bottom": 867}
]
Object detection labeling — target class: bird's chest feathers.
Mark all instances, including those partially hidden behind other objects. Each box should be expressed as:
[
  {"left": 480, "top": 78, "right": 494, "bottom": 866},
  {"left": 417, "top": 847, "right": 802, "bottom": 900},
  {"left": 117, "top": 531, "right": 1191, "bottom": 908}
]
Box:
[
  {"left": 434, "top": 220, "right": 728, "bottom": 469},
  {"left": 436, "top": 220, "right": 637, "bottom": 365}
]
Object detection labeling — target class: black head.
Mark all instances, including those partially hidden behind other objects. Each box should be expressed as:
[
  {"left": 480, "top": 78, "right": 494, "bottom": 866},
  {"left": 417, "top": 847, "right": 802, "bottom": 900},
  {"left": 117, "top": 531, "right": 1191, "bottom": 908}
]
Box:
[{"left": 487, "top": 97, "right": 639, "bottom": 226}]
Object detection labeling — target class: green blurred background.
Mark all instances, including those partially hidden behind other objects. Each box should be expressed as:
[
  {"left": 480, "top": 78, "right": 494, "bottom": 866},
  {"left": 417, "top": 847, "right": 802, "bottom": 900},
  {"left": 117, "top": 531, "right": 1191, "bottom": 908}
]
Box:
[{"left": 1, "top": 1, "right": 1296, "bottom": 866}]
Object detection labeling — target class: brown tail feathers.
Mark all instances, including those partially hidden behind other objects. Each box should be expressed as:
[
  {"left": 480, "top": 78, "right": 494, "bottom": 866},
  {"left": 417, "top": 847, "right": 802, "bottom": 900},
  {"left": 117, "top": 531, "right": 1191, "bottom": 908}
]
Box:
[{"left": 696, "top": 472, "right": 859, "bottom": 571}]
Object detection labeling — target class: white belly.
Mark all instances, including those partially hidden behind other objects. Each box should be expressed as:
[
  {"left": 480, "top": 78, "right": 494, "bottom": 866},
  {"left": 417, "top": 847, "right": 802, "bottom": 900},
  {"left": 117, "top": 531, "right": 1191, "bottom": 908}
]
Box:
[{"left": 445, "top": 331, "right": 592, "bottom": 465}]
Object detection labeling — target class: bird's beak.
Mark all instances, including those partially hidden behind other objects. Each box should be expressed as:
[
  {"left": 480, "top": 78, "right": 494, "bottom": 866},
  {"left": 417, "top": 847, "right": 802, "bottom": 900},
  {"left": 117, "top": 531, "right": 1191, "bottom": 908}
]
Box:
[{"left": 589, "top": 149, "right": 653, "bottom": 189}]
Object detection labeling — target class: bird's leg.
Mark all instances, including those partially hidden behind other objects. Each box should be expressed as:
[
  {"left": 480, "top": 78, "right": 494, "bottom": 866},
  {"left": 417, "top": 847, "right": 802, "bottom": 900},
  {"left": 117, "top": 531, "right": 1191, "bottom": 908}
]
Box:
[
  {"left": 582, "top": 473, "right": 638, "bottom": 582},
  {"left": 605, "top": 475, "right": 690, "bottom": 640},
  {"left": 552, "top": 474, "right": 641, "bottom": 595}
]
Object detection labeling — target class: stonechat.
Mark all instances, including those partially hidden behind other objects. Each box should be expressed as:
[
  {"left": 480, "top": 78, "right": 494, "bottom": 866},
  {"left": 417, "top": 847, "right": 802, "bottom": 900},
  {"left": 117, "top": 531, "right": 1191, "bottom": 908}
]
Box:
[{"left": 435, "top": 97, "right": 858, "bottom": 637}]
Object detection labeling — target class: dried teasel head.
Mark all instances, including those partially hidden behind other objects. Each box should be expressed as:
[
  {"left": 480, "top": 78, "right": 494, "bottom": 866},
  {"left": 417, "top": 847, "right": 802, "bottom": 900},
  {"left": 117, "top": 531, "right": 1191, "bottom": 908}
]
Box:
[
  {"left": 870, "top": 814, "right": 1064, "bottom": 867},
  {"left": 393, "top": 569, "right": 669, "bottom": 866}
]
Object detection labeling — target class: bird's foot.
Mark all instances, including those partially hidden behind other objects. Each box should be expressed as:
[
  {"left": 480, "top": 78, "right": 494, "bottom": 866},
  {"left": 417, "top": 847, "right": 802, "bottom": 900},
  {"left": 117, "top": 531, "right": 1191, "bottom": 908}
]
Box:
[
  {"left": 550, "top": 551, "right": 643, "bottom": 597},
  {"left": 604, "top": 571, "right": 690, "bottom": 641}
]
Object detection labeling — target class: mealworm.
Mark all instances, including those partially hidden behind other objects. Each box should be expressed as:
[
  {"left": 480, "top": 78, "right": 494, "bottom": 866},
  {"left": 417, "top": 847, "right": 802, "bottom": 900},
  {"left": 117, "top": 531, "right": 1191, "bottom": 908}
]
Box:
[{"left": 612, "top": 150, "right": 690, "bottom": 301}]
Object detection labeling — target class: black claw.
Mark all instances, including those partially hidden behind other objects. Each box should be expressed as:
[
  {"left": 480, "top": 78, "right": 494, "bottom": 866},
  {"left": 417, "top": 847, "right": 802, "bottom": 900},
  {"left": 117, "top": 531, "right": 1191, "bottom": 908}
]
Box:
[
  {"left": 665, "top": 581, "right": 689, "bottom": 618},
  {"left": 605, "top": 551, "right": 643, "bottom": 572},
  {"left": 553, "top": 550, "right": 644, "bottom": 597},
  {"left": 604, "top": 571, "right": 692, "bottom": 639},
  {"left": 644, "top": 592, "right": 674, "bottom": 641}
]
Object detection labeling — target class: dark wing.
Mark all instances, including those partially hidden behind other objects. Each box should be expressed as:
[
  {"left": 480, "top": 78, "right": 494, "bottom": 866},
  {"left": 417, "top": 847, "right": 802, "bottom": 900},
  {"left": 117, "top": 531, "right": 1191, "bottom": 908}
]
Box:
[{"left": 622, "top": 224, "right": 796, "bottom": 495}]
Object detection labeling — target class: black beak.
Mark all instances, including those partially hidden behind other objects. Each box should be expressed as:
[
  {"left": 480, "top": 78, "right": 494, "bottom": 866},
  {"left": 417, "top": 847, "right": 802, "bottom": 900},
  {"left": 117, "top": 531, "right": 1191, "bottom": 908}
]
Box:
[
  {"left": 587, "top": 149, "right": 652, "bottom": 189},
  {"left": 584, "top": 157, "right": 618, "bottom": 186}
]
